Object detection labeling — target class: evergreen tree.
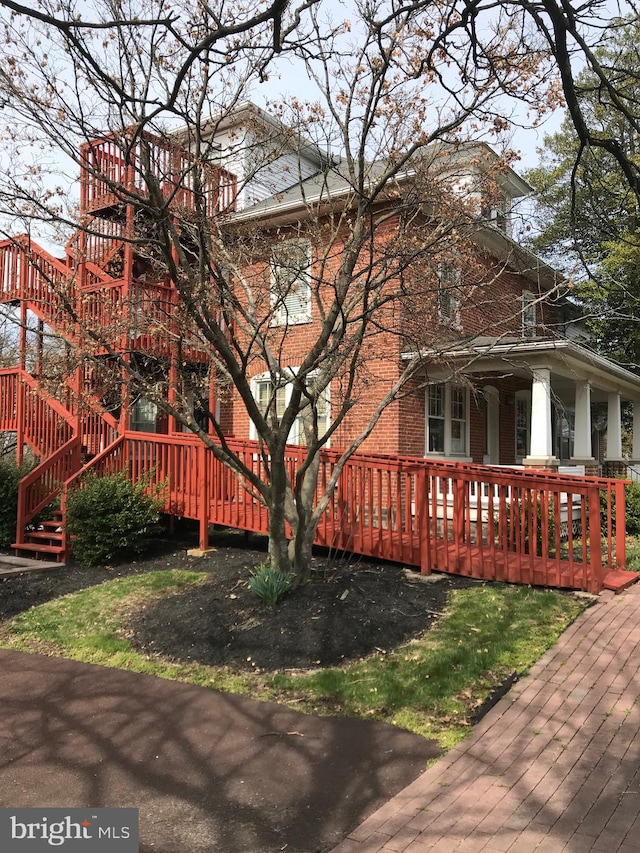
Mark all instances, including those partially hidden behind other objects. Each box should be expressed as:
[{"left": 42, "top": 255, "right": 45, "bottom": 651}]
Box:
[{"left": 526, "top": 17, "right": 640, "bottom": 368}]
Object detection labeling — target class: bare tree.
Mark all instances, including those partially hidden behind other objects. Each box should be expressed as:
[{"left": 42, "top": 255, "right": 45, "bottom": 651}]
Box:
[{"left": 0, "top": 0, "right": 577, "bottom": 577}]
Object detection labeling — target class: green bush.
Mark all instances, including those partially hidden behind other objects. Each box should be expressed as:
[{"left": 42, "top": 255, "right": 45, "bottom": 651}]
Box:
[
  {"left": 502, "top": 494, "right": 557, "bottom": 556},
  {"left": 602, "top": 479, "right": 640, "bottom": 538},
  {"left": 623, "top": 481, "right": 640, "bottom": 536},
  {"left": 0, "top": 458, "right": 32, "bottom": 548},
  {"left": 247, "top": 563, "right": 294, "bottom": 606},
  {"left": 66, "top": 472, "right": 163, "bottom": 566}
]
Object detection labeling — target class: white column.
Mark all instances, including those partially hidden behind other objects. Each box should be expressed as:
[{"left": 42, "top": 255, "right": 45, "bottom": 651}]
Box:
[
  {"left": 633, "top": 402, "right": 640, "bottom": 461},
  {"left": 525, "top": 367, "right": 557, "bottom": 465},
  {"left": 572, "top": 380, "right": 593, "bottom": 461},
  {"left": 606, "top": 391, "right": 623, "bottom": 460}
]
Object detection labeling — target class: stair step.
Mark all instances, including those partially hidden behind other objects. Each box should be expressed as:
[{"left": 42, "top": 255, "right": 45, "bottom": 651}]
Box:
[
  {"left": 603, "top": 570, "right": 640, "bottom": 593},
  {"left": 26, "top": 530, "right": 63, "bottom": 543},
  {"left": 38, "top": 521, "right": 64, "bottom": 532},
  {"left": 12, "top": 542, "right": 65, "bottom": 561}
]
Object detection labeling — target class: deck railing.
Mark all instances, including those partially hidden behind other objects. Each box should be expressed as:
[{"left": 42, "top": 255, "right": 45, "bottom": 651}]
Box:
[
  {"left": 0, "top": 238, "right": 71, "bottom": 314},
  {"left": 17, "top": 436, "right": 83, "bottom": 534},
  {"left": 9, "top": 367, "right": 120, "bottom": 546},
  {"left": 80, "top": 132, "right": 237, "bottom": 216},
  {"left": 61, "top": 433, "right": 627, "bottom": 593},
  {"left": 0, "top": 368, "right": 19, "bottom": 432}
]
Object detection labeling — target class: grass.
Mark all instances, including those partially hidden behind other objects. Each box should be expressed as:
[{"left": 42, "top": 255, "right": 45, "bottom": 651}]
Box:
[
  {"left": 269, "top": 584, "right": 584, "bottom": 747},
  {"left": 624, "top": 536, "right": 640, "bottom": 571},
  {"left": 0, "top": 570, "right": 586, "bottom": 749}
]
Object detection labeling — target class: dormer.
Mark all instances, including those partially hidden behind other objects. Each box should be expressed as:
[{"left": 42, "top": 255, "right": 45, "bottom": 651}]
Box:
[
  {"left": 197, "top": 103, "right": 331, "bottom": 212},
  {"left": 444, "top": 142, "right": 531, "bottom": 238}
]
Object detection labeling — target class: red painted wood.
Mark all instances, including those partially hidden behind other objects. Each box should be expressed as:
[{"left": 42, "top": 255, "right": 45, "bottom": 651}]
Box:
[{"left": 49, "top": 433, "right": 623, "bottom": 594}]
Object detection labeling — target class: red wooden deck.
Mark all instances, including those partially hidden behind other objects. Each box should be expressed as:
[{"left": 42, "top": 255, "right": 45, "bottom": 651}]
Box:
[
  {"left": 0, "top": 146, "right": 630, "bottom": 594},
  {"left": 55, "top": 432, "right": 627, "bottom": 594}
]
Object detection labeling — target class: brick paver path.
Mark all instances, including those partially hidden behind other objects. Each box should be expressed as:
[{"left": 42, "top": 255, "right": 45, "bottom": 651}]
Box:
[{"left": 331, "top": 584, "right": 640, "bottom": 853}]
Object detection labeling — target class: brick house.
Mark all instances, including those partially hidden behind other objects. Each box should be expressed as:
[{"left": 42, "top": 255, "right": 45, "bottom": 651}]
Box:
[
  {"left": 210, "top": 104, "right": 640, "bottom": 475},
  {"left": 0, "top": 102, "right": 637, "bottom": 588}
]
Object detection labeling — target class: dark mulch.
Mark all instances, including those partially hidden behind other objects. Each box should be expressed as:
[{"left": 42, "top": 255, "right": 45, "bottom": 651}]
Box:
[{"left": 0, "top": 525, "right": 480, "bottom": 673}]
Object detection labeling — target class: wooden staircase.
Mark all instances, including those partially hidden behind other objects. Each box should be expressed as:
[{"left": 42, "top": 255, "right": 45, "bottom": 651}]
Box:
[
  {"left": 13, "top": 511, "right": 65, "bottom": 562},
  {"left": 0, "top": 237, "right": 119, "bottom": 563}
]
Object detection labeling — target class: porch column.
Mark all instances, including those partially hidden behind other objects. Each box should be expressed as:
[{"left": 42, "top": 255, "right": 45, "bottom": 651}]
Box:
[
  {"left": 571, "top": 380, "right": 595, "bottom": 465},
  {"left": 631, "top": 401, "right": 640, "bottom": 461},
  {"left": 605, "top": 391, "right": 623, "bottom": 461},
  {"left": 524, "top": 367, "right": 558, "bottom": 469}
]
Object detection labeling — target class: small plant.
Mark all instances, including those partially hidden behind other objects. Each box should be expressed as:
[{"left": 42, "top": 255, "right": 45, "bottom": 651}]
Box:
[
  {"left": 66, "top": 471, "right": 164, "bottom": 566},
  {"left": 247, "top": 563, "right": 294, "bottom": 606},
  {"left": 600, "top": 478, "right": 640, "bottom": 540}
]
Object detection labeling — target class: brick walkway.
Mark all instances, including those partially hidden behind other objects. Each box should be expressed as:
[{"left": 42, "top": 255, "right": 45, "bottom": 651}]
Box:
[{"left": 331, "top": 583, "right": 640, "bottom": 853}]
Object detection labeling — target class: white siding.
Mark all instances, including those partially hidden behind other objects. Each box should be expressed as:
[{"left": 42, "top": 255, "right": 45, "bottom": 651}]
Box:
[{"left": 208, "top": 125, "right": 321, "bottom": 211}]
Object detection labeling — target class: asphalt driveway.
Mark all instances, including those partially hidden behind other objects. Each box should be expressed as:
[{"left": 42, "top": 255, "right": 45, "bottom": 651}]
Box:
[{"left": 0, "top": 650, "right": 437, "bottom": 853}]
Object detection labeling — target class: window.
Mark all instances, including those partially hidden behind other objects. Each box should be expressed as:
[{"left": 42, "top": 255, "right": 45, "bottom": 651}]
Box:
[
  {"left": 426, "top": 383, "right": 468, "bottom": 457},
  {"left": 270, "top": 240, "right": 312, "bottom": 325},
  {"left": 522, "top": 291, "right": 536, "bottom": 338},
  {"left": 482, "top": 195, "right": 509, "bottom": 233},
  {"left": 251, "top": 372, "right": 329, "bottom": 446},
  {"left": 553, "top": 407, "right": 575, "bottom": 462},
  {"left": 437, "top": 262, "right": 461, "bottom": 328},
  {"left": 130, "top": 397, "right": 157, "bottom": 433}
]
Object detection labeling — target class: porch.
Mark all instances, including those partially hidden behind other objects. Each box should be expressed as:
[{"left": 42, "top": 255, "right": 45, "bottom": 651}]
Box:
[{"left": 414, "top": 338, "right": 640, "bottom": 475}]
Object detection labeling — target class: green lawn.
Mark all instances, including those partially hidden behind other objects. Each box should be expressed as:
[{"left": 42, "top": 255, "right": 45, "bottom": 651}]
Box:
[{"left": 0, "top": 570, "right": 586, "bottom": 749}]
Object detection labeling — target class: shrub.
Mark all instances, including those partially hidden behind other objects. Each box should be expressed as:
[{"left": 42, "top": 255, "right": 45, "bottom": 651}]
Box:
[
  {"left": 623, "top": 481, "right": 640, "bottom": 536},
  {"left": 66, "top": 472, "right": 163, "bottom": 566},
  {"left": 0, "top": 458, "right": 32, "bottom": 548},
  {"left": 602, "top": 478, "right": 640, "bottom": 538},
  {"left": 247, "top": 563, "right": 294, "bottom": 606},
  {"left": 501, "top": 494, "right": 557, "bottom": 556}
]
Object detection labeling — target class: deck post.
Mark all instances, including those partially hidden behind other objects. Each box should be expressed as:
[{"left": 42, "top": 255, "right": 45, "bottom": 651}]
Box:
[
  {"left": 416, "top": 467, "right": 431, "bottom": 575},
  {"left": 15, "top": 373, "right": 25, "bottom": 467},
  {"left": 198, "top": 443, "right": 209, "bottom": 551},
  {"left": 588, "top": 485, "right": 604, "bottom": 593},
  {"left": 615, "top": 480, "right": 626, "bottom": 570}
]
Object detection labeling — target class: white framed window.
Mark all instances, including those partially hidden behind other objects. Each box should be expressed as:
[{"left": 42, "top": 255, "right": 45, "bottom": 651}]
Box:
[
  {"left": 425, "top": 383, "right": 469, "bottom": 457},
  {"left": 250, "top": 371, "right": 329, "bottom": 446},
  {"left": 515, "top": 391, "right": 531, "bottom": 460},
  {"left": 437, "top": 262, "right": 461, "bottom": 328},
  {"left": 270, "top": 239, "right": 312, "bottom": 325},
  {"left": 482, "top": 195, "right": 509, "bottom": 233},
  {"left": 130, "top": 397, "right": 157, "bottom": 433},
  {"left": 522, "top": 291, "right": 536, "bottom": 338}
]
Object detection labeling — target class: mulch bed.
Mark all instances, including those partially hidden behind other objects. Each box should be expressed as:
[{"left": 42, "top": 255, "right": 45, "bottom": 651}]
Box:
[{"left": 0, "top": 526, "right": 480, "bottom": 672}]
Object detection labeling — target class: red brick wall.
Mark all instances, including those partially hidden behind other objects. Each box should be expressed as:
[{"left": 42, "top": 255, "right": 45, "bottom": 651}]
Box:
[{"left": 219, "top": 213, "right": 560, "bottom": 463}]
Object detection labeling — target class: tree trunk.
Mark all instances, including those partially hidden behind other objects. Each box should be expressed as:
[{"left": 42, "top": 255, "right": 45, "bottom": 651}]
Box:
[
  {"left": 267, "top": 448, "right": 292, "bottom": 574},
  {"left": 267, "top": 441, "right": 322, "bottom": 583},
  {"left": 288, "top": 442, "right": 321, "bottom": 582}
]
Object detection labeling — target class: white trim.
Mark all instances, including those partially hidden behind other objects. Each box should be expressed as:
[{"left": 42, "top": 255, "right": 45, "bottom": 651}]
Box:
[
  {"left": 424, "top": 382, "right": 470, "bottom": 458},
  {"left": 270, "top": 239, "right": 312, "bottom": 326}
]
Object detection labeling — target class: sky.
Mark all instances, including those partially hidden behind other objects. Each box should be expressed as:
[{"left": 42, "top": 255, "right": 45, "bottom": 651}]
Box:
[{"left": 0, "top": 0, "right": 630, "bottom": 250}]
